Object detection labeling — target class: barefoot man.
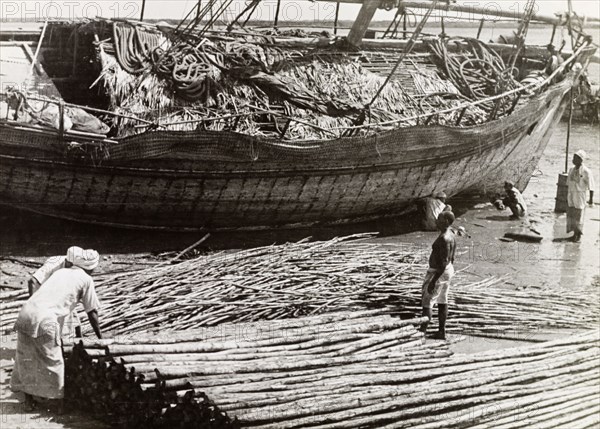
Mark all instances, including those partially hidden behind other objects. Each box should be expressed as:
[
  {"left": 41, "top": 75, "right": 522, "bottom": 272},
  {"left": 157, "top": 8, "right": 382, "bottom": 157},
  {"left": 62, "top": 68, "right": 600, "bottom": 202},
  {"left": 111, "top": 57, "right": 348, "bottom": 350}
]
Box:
[
  {"left": 567, "top": 150, "right": 595, "bottom": 242},
  {"left": 420, "top": 211, "right": 456, "bottom": 340}
]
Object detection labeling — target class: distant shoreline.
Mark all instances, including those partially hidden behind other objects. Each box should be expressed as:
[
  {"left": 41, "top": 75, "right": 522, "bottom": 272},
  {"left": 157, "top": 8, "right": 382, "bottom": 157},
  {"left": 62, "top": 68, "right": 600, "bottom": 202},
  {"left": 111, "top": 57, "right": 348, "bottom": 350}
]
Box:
[{"left": 0, "top": 18, "right": 553, "bottom": 30}]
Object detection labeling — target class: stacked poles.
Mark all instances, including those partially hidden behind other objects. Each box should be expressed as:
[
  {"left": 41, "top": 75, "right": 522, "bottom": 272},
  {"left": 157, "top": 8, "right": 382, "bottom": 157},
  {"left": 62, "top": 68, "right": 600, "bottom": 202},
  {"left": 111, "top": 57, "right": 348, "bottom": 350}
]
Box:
[
  {"left": 0, "top": 289, "right": 28, "bottom": 332},
  {"left": 3, "top": 234, "right": 599, "bottom": 337},
  {"left": 64, "top": 345, "right": 238, "bottom": 428},
  {"left": 91, "top": 235, "right": 600, "bottom": 337},
  {"left": 64, "top": 311, "right": 427, "bottom": 428},
  {"left": 66, "top": 311, "right": 600, "bottom": 429}
]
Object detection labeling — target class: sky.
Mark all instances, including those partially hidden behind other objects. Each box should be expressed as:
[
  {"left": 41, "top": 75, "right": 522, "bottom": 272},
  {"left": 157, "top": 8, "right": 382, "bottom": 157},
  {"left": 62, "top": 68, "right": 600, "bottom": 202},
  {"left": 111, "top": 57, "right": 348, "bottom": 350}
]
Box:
[{"left": 1, "top": 0, "right": 599, "bottom": 22}]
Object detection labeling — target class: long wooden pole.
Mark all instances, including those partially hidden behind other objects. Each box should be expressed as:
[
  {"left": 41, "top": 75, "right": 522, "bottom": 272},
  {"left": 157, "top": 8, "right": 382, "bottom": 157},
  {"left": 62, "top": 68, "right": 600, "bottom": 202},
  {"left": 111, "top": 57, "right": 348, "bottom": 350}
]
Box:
[
  {"left": 334, "top": 2, "right": 341, "bottom": 35},
  {"left": 140, "top": 0, "right": 146, "bottom": 21},
  {"left": 313, "top": 0, "right": 600, "bottom": 28},
  {"left": 274, "top": 0, "right": 282, "bottom": 29},
  {"left": 347, "top": 0, "right": 381, "bottom": 47},
  {"left": 28, "top": 20, "right": 48, "bottom": 78},
  {"left": 565, "top": 88, "right": 574, "bottom": 172},
  {"left": 567, "top": 0, "right": 575, "bottom": 50},
  {"left": 476, "top": 17, "right": 485, "bottom": 39}
]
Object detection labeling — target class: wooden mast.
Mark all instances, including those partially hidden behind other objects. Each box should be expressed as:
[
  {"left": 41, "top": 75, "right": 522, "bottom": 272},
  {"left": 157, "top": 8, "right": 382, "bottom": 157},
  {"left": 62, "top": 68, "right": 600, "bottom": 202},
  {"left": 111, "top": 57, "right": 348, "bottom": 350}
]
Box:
[{"left": 347, "top": 0, "right": 382, "bottom": 47}]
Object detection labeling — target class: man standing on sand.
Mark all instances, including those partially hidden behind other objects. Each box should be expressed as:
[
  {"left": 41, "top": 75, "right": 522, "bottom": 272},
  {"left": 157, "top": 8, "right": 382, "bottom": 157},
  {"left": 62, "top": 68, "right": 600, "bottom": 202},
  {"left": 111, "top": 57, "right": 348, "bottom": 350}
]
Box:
[
  {"left": 419, "top": 211, "right": 456, "bottom": 340},
  {"left": 11, "top": 248, "right": 103, "bottom": 412},
  {"left": 567, "top": 150, "right": 595, "bottom": 242}
]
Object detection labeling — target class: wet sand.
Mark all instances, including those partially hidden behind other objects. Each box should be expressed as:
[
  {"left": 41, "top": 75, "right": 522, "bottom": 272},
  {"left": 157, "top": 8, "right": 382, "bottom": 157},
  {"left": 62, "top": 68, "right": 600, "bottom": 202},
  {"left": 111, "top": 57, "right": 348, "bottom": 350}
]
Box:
[{"left": 1, "top": 120, "right": 598, "bottom": 428}]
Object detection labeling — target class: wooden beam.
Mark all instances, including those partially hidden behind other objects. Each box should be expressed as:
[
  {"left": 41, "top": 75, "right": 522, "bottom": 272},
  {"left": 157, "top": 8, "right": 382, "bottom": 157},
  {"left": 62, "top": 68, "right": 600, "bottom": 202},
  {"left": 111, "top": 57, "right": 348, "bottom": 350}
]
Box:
[
  {"left": 347, "top": 0, "right": 381, "bottom": 47},
  {"left": 269, "top": 35, "right": 592, "bottom": 62},
  {"left": 274, "top": 0, "right": 282, "bottom": 28},
  {"left": 334, "top": 2, "right": 341, "bottom": 35},
  {"left": 313, "top": 0, "right": 600, "bottom": 28}
]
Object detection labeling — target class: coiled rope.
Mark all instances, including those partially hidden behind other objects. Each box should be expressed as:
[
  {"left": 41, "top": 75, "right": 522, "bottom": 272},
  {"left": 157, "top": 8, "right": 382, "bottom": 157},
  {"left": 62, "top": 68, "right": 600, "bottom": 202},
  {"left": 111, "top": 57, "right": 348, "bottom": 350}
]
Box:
[
  {"left": 113, "top": 23, "right": 162, "bottom": 74},
  {"left": 426, "top": 37, "right": 520, "bottom": 112}
]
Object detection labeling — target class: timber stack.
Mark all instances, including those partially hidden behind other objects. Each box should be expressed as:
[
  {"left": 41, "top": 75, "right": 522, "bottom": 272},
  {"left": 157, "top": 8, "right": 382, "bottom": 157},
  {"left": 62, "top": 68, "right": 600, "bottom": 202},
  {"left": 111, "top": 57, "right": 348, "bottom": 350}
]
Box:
[
  {"left": 3, "top": 235, "right": 599, "bottom": 337},
  {"left": 64, "top": 345, "right": 238, "bottom": 428},
  {"left": 82, "top": 236, "right": 600, "bottom": 337},
  {"left": 65, "top": 310, "right": 600, "bottom": 428}
]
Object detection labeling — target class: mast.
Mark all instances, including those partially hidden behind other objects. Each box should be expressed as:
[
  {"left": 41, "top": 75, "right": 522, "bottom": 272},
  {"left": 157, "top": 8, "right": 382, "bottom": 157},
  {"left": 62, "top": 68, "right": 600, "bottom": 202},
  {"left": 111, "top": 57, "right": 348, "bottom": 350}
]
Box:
[
  {"left": 274, "top": 0, "right": 282, "bottom": 29},
  {"left": 347, "top": 0, "right": 382, "bottom": 47},
  {"left": 140, "top": 0, "right": 146, "bottom": 21},
  {"left": 334, "top": 2, "right": 341, "bottom": 35}
]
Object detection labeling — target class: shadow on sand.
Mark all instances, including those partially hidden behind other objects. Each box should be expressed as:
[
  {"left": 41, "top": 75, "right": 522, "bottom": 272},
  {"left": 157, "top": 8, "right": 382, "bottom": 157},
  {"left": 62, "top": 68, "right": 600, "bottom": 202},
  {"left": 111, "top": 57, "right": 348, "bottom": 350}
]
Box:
[{"left": 0, "top": 199, "right": 475, "bottom": 257}]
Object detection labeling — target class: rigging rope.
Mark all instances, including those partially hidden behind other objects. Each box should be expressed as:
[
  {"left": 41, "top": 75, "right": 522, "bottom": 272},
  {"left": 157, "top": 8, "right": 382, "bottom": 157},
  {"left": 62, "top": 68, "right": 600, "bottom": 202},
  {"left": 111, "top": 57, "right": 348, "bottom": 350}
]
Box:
[
  {"left": 366, "top": 0, "right": 438, "bottom": 109},
  {"left": 507, "top": 0, "right": 536, "bottom": 70},
  {"left": 228, "top": 0, "right": 261, "bottom": 31},
  {"left": 382, "top": 5, "right": 404, "bottom": 39}
]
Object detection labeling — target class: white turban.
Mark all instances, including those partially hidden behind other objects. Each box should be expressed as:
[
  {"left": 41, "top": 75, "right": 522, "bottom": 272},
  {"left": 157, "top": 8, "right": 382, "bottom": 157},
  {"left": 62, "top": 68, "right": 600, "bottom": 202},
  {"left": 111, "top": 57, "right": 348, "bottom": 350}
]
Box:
[
  {"left": 66, "top": 246, "right": 83, "bottom": 263},
  {"left": 66, "top": 246, "right": 99, "bottom": 270}
]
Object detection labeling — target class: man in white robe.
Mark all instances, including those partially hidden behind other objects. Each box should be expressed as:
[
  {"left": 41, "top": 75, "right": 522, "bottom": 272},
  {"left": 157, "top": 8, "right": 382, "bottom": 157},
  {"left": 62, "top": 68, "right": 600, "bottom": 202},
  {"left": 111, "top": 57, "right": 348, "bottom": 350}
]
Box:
[
  {"left": 567, "top": 150, "right": 595, "bottom": 242},
  {"left": 28, "top": 247, "right": 85, "bottom": 337},
  {"left": 11, "top": 248, "right": 103, "bottom": 411}
]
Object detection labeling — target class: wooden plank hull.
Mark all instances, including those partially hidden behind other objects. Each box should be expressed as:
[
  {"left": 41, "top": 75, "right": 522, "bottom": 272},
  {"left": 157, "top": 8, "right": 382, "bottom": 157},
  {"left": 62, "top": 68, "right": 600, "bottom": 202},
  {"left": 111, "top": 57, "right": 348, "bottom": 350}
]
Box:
[{"left": 0, "top": 77, "right": 571, "bottom": 231}]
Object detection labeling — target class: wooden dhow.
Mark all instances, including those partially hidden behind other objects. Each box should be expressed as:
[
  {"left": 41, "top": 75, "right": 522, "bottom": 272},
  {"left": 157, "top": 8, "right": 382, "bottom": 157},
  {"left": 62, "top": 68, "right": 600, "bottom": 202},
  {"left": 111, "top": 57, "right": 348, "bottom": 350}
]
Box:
[{"left": 0, "top": 1, "right": 596, "bottom": 230}]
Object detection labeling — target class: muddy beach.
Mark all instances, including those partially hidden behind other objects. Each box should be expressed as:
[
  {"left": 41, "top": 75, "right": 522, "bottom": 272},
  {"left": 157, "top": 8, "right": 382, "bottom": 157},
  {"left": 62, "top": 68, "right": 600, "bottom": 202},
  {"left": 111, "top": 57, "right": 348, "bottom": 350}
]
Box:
[{"left": 1, "top": 120, "right": 598, "bottom": 428}]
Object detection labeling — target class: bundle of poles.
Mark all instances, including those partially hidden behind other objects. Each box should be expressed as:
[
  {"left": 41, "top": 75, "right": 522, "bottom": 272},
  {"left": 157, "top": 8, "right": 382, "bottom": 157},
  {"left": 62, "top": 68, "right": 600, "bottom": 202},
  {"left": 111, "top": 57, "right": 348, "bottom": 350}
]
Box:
[
  {"left": 64, "top": 345, "right": 238, "bottom": 428},
  {"left": 0, "top": 289, "right": 29, "bottom": 332},
  {"left": 66, "top": 310, "right": 599, "bottom": 428},
  {"left": 2, "top": 234, "right": 599, "bottom": 338},
  {"left": 91, "top": 234, "right": 599, "bottom": 337}
]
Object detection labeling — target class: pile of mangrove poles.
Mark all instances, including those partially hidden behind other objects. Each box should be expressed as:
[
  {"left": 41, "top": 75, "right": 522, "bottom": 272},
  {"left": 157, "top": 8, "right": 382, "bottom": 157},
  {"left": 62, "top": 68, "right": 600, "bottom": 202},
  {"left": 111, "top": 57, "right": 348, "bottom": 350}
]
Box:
[
  {"left": 67, "top": 310, "right": 600, "bottom": 428},
  {"left": 90, "top": 234, "right": 599, "bottom": 337},
  {"left": 0, "top": 289, "right": 28, "bottom": 333},
  {"left": 65, "top": 344, "right": 239, "bottom": 428},
  {"left": 3, "top": 234, "right": 599, "bottom": 337},
  {"left": 64, "top": 311, "right": 428, "bottom": 427}
]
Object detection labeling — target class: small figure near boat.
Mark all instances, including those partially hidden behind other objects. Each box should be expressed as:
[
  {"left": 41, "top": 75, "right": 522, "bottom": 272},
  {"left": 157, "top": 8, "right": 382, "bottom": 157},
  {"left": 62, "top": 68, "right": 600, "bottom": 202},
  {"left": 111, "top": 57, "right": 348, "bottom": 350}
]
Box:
[
  {"left": 419, "top": 191, "right": 452, "bottom": 231},
  {"left": 566, "top": 150, "right": 595, "bottom": 242},
  {"left": 11, "top": 248, "right": 103, "bottom": 412},
  {"left": 545, "top": 44, "right": 565, "bottom": 78},
  {"left": 419, "top": 211, "right": 456, "bottom": 340},
  {"left": 494, "top": 181, "right": 528, "bottom": 219},
  {"left": 574, "top": 73, "right": 600, "bottom": 124},
  {"left": 28, "top": 247, "right": 84, "bottom": 338}
]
